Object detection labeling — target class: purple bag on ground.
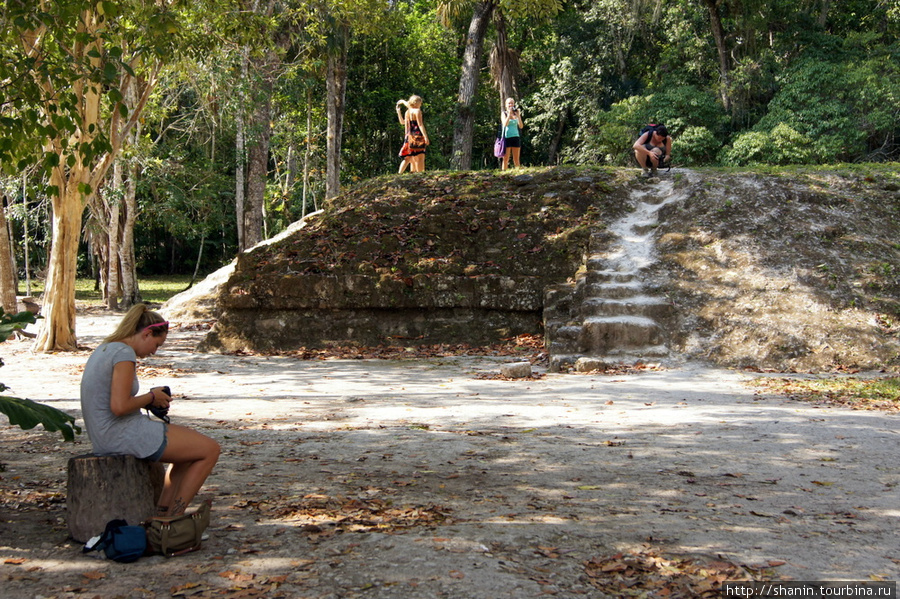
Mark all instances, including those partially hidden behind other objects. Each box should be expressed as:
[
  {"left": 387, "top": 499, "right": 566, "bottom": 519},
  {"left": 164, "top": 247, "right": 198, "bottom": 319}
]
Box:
[{"left": 493, "top": 136, "right": 506, "bottom": 158}]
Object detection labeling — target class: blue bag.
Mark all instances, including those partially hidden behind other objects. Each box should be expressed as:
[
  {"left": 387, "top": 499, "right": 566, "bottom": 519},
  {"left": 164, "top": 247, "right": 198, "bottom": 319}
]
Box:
[{"left": 83, "top": 518, "right": 147, "bottom": 563}]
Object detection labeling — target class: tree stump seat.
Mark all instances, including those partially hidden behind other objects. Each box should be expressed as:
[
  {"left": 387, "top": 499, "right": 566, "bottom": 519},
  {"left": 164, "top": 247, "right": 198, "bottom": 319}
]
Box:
[{"left": 66, "top": 453, "right": 165, "bottom": 543}]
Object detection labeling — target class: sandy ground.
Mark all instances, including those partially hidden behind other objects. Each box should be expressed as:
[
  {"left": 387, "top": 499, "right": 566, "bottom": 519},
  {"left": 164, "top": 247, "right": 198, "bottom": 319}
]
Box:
[{"left": 1, "top": 312, "right": 898, "bottom": 598}]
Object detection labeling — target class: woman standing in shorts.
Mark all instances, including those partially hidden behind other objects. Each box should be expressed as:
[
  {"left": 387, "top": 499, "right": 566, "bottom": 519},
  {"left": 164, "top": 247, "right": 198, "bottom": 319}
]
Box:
[{"left": 501, "top": 97, "right": 523, "bottom": 170}]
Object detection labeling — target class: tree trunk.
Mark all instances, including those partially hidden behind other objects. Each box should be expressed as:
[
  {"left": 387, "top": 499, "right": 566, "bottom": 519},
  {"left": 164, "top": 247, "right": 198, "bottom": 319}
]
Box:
[
  {"left": 106, "top": 160, "right": 122, "bottom": 310},
  {"left": 4, "top": 193, "right": 18, "bottom": 294},
  {"left": 702, "top": 0, "right": 732, "bottom": 112},
  {"left": 34, "top": 181, "right": 84, "bottom": 351},
  {"left": 325, "top": 25, "right": 350, "bottom": 200},
  {"left": 20, "top": 175, "right": 32, "bottom": 297},
  {"left": 243, "top": 78, "right": 273, "bottom": 249},
  {"left": 450, "top": 0, "right": 495, "bottom": 171},
  {"left": 0, "top": 196, "right": 17, "bottom": 313},
  {"left": 546, "top": 108, "right": 568, "bottom": 166},
  {"left": 236, "top": 0, "right": 276, "bottom": 250},
  {"left": 818, "top": 0, "right": 832, "bottom": 28},
  {"left": 188, "top": 231, "right": 206, "bottom": 288},
  {"left": 303, "top": 88, "right": 313, "bottom": 217},
  {"left": 492, "top": 14, "right": 517, "bottom": 107},
  {"left": 67, "top": 454, "right": 165, "bottom": 543},
  {"left": 26, "top": 5, "right": 159, "bottom": 352},
  {"left": 120, "top": 158, "right": 140, "bottom": 307},
  {"left": 235, "top": 57, "right": 248, "bottom": 250}
]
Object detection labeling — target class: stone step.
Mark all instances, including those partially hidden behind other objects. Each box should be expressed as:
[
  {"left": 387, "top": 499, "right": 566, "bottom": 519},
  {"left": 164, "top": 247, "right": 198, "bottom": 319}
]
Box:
[
  {"left": 544, "top": 177, "right": 690, "bottom": 368},
  {"left": 549, "top": 341, "right": 580, "bottom": 356},
  {"left": 556, "top": 324, "right": 582, "bottom": 340},
  {"left": 584, "top": 281, "right": 644, "bottom": 299},
  {"left": 584, "top": 268, "right": 637, "bottom": 285},
  {"left": 578, "top": 315, "right": 663, "bottom": 353},
  {"left": 579, "top": 296, "right": 673, "bottom": 319},
  {"left": 543, "top": 286, "right": 575, "bottom": 318},
  {"left": 544, "top": 284, "right": 575, "bottom": 304},
  {"left": 632, "top": 222, "right": 658, "bottom": 236},
  {"left": 573, "top": 350, "right": 669, "bottom": 371},
  {"left": 549, "top": 346, "right": 670, "bottom": 372},
  {"left": 586, "top": 255, "right": 636, "bottom": 271},
  {"left": 636, "top": 191, "right": 673, "bottom": 206}
]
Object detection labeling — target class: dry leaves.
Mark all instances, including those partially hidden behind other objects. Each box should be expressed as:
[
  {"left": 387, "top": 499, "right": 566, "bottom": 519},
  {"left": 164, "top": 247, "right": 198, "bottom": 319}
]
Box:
[
  {"left": 234, "top": 334, "right": 546, "bottom": 362},
  {"left": 264, "top": 494, "right": 453, "bottom": 536},
  {"left": 754, "top": 376, "right": 900, "bottom": 412},
  {"left": 583, "top": 547, "right": 782, "bottom": 598}
]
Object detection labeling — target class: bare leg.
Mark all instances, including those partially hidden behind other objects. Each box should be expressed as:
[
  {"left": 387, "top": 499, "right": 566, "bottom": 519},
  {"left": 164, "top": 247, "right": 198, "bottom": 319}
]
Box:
[
  {"left": 510, "top": 147, "right": 521, "bottom": 168},
  {"left": 502, "top": 148, "right": 510, "bottom": 170},
  {"left": 635, "top": 150, "right": 655, "bottom": 174},
  {"left": 157, "top": 423, "right": 220, "bottom": 516}
]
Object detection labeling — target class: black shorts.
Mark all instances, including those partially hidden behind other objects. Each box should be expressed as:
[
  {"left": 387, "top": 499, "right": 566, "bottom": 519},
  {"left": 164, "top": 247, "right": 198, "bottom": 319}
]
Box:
[{"left": 504, "top": 136, "right": 521, "bottom": 148}]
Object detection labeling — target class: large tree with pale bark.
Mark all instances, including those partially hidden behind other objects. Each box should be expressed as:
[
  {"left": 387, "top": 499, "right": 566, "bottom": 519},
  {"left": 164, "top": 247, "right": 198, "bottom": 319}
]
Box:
[{"left": 1, "top": 0, "right": 218, "bottom": 351}]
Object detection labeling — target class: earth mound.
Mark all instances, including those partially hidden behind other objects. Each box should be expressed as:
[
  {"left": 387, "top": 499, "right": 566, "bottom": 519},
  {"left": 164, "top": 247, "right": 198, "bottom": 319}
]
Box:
[
  {"left": 198, "top": 168, "right": 632, "bottom": 352},
  {"left": 168, "top": 165, "right": 900, "bottom": 372},
  {"left": 652, "top": 166, "right": 900, "bottom": 371}
]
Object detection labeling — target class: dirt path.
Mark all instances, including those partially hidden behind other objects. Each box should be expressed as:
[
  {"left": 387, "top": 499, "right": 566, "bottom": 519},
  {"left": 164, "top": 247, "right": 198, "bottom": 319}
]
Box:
[{"left": 1, "top": 313, "right": 898, "bottom": 598}]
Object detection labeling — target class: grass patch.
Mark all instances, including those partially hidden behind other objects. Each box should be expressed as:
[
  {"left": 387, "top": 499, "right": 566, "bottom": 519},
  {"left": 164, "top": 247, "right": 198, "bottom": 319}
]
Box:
[
  {"left": 754, "top": 376, "right": 900, "bottom": 412},
  {"left": 23, "top": 275, "right": 194, "bottom": 307}
]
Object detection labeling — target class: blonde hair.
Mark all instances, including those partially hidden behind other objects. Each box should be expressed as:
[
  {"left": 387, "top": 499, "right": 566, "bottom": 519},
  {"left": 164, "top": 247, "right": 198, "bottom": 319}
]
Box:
[
  {"left": 104, "top": 304, "right": 168, "bottom": 343},
  {"left": 398, "top": 95, "right": 423, "bottom": 109}
]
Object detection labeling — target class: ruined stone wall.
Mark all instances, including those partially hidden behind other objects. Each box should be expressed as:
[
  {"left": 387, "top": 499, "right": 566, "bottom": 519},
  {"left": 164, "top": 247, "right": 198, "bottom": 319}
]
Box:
[
  {"left": 199, "top": 273, "right": 547, "bottom": 351},
  {"left": 197, "top": 168, "right": 631, "bottom": 352}
]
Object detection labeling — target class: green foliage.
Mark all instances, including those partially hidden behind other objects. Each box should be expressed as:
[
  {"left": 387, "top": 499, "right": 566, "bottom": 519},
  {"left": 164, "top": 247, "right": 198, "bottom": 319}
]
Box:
[
  {"left": 4, "top": 0, "right": 900, "bottom": 289},
  {"left": 675, "top": 126, "right": 720, "bottom": 166},
  {"left": 720, "top": 37, "right": 900, "bottom": 165},
  {"left": 580, "top": 86, "right": 727, "bottom": 166},
  {"left": 0, "top": 396, "right": 81, "bottom": 443},
  {"left": 0, "top": 310, "right": 81, "bottom": 442},
  {"left": 498, "top": 0, "right": 563, "bottom": 21},
  {"left": 720, "top": 130, "right": 773, "bottom": 166},
  {"left": 721, "top": 124, "right": 815, "bottom": 166},
  {"left": 0, "top": 0, "right": 203, "bottom": 174},
  {"left": 344, "top": 0, "right": 462, "bottom": 176},
  {"left": 0, "top": 310, "right": 38, "bottom": 341}
]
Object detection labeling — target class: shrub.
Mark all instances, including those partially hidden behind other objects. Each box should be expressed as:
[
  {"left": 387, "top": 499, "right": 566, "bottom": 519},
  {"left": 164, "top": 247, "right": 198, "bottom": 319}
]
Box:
[
  {"left": 719, "top": 131, "right": 771, "bottom": 166},
  {"left": 674, "top": 126, "right": 720, "bottom": 166}
]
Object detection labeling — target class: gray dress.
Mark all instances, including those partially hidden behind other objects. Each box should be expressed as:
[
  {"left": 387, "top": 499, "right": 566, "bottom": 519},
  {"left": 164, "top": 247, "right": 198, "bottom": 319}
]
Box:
[{"left": 80, "top": 342, "right": 165, "bottom": 459}]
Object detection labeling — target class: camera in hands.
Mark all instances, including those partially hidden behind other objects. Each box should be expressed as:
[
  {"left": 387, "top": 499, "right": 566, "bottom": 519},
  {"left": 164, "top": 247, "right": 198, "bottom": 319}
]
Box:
[{"left": 148, "top": 385, "right": 171, "bottom": 423}]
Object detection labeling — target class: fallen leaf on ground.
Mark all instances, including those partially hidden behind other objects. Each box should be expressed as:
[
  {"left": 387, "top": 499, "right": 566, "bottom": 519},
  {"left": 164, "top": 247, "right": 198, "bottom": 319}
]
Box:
[{"left": 584, "top": 547, "right": 784, "bottom": 597}]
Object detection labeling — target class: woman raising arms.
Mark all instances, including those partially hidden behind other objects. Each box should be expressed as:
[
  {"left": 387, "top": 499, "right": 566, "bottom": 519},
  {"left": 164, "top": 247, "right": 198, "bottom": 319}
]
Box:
[
  {"left": 80, "top": 305, "right": 220, "bottom": 517},
  {"left": 396, "top": 95, "right": 430, "bottom": 173}
]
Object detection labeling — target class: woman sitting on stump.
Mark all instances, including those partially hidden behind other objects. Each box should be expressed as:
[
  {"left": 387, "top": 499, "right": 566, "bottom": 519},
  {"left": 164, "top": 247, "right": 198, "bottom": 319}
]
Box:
[{"left": 80, "top": 304, "right": 220, "bottom": 517}]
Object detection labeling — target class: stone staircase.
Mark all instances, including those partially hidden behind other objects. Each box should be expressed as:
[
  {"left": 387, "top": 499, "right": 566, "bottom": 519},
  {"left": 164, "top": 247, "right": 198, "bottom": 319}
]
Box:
[{"left": 545, "top": 176, "right": 691, "bottom": 372}]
